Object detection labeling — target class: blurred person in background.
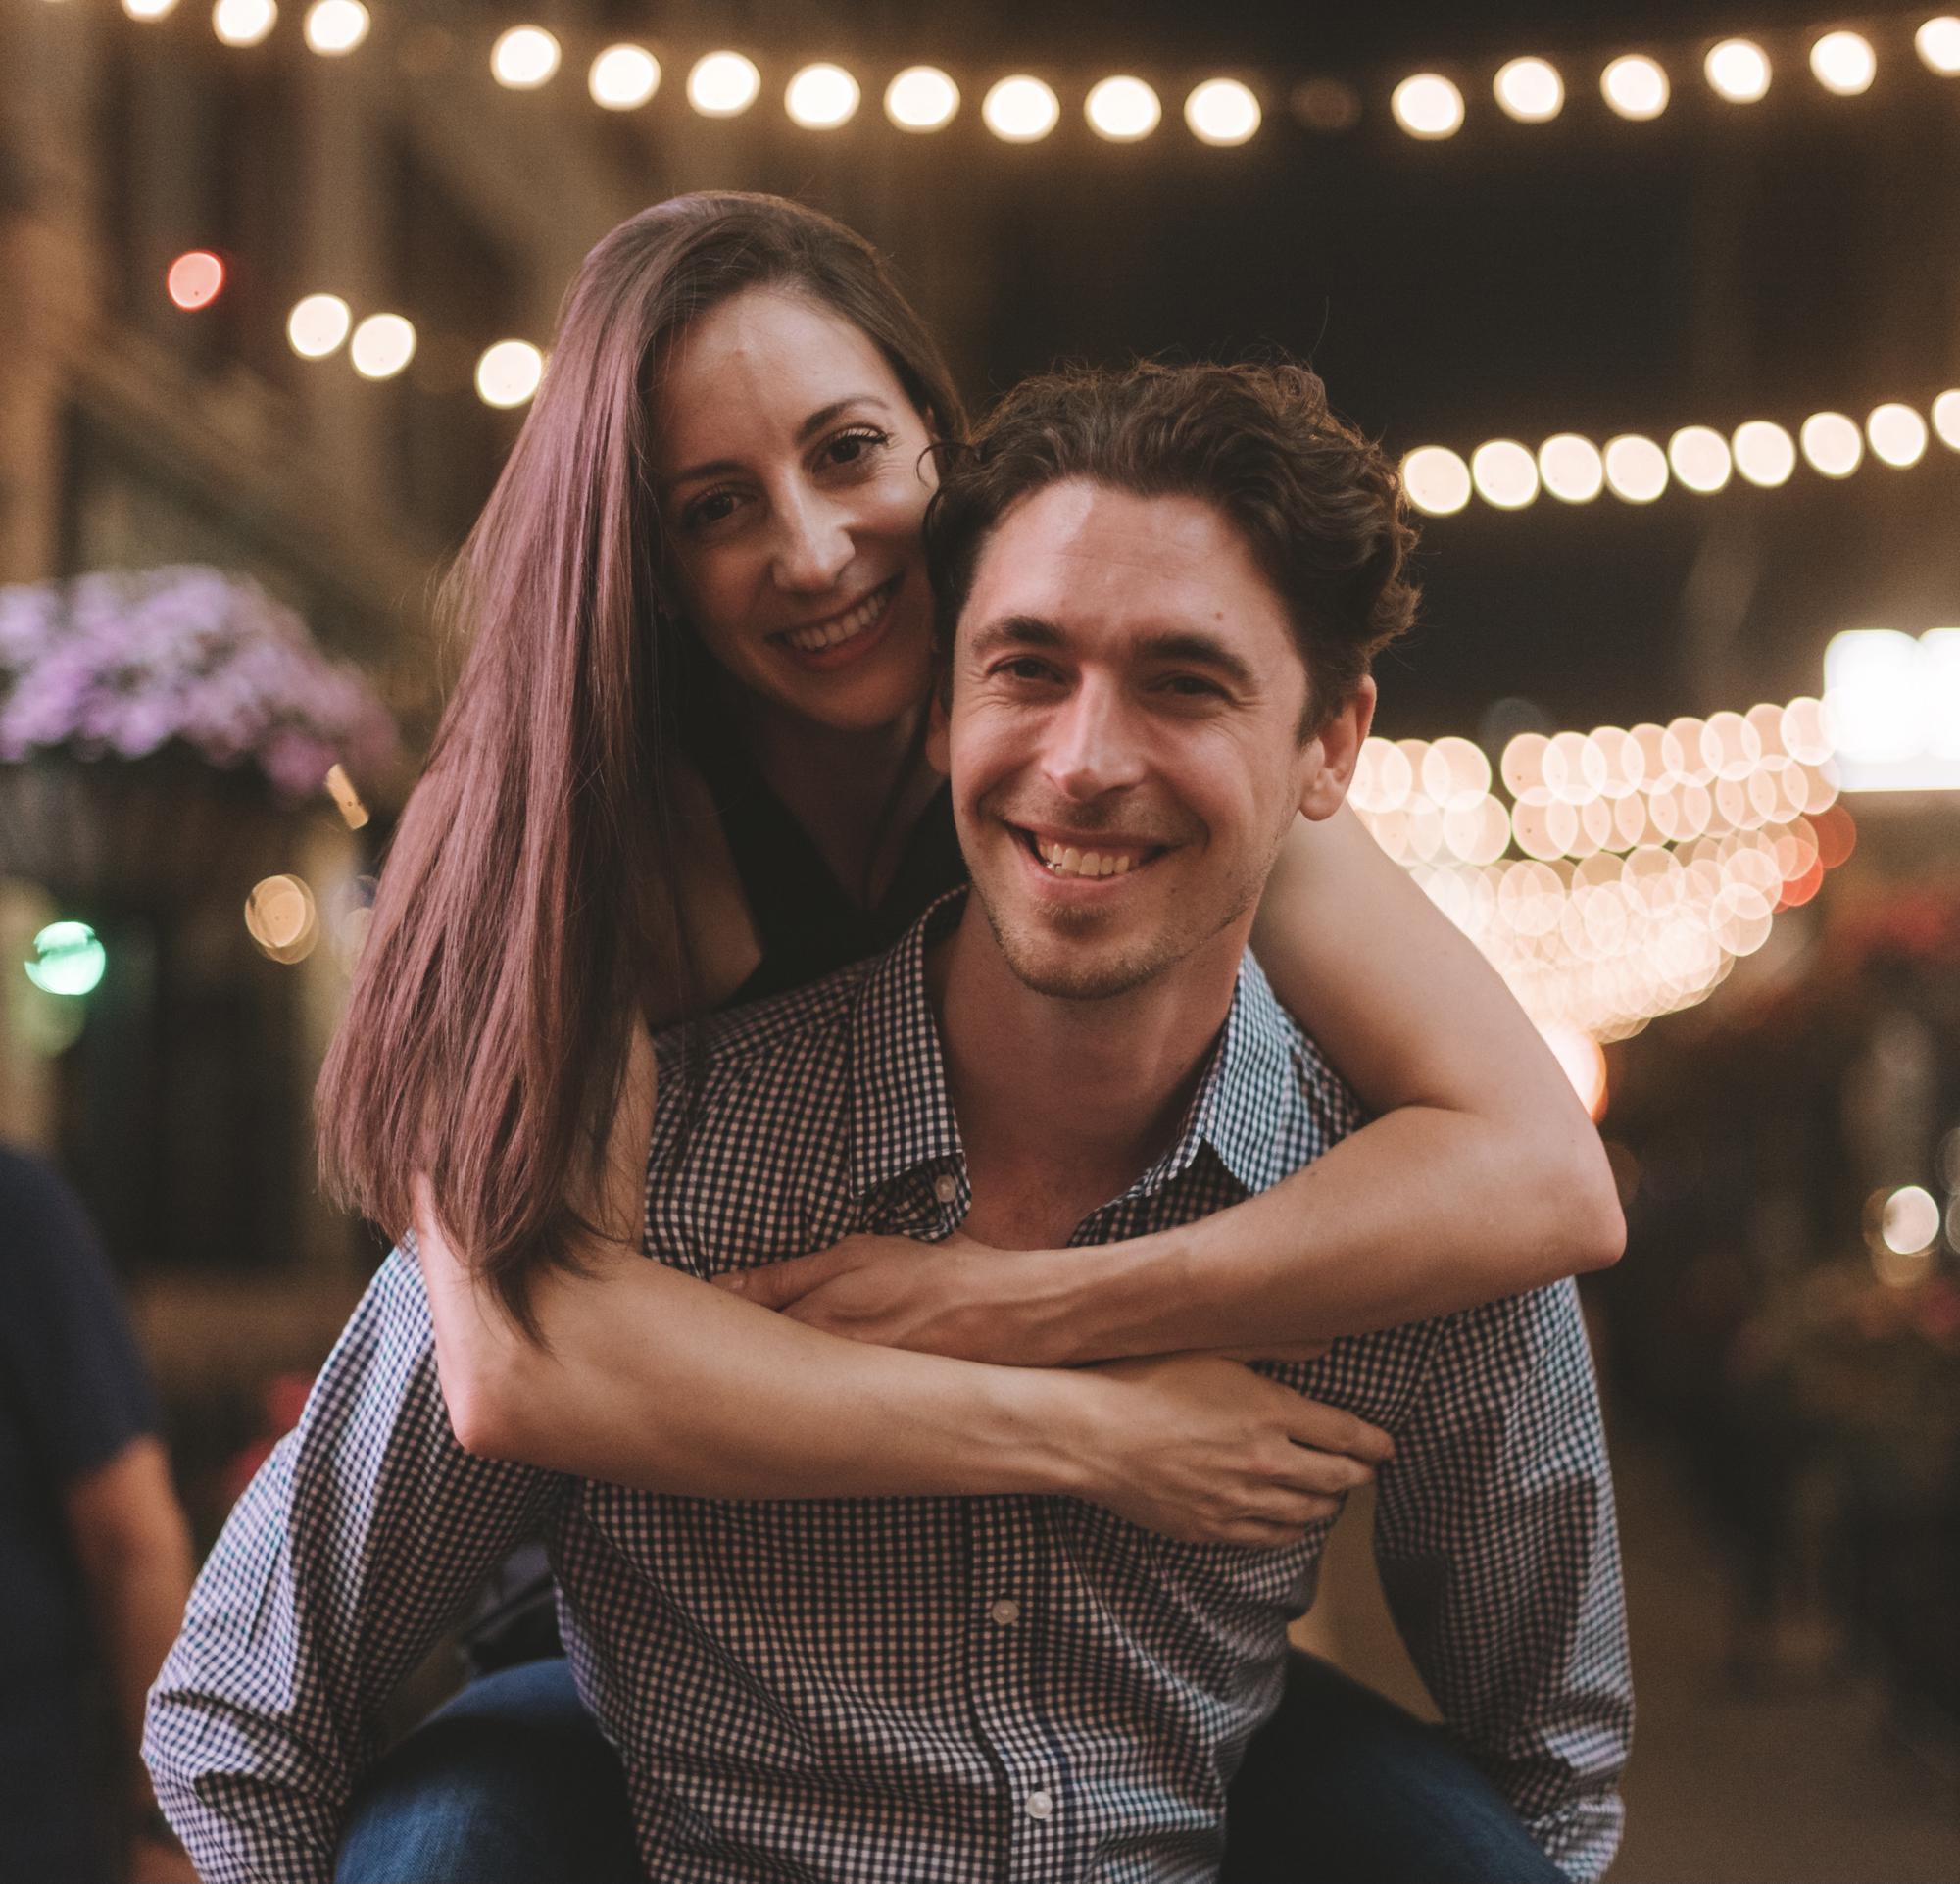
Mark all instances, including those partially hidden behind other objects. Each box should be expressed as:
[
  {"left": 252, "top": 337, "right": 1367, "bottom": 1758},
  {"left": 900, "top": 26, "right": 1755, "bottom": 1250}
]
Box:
[
  {"left": 154, "top": 194, "right": 1623, "bottom": 1880},
  {"left": 1, "top": 1144, "right": 197, "bottom": 1884}
]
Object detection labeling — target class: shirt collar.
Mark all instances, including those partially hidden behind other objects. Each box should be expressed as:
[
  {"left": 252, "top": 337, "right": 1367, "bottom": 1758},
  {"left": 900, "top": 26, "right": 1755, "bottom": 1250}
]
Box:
[{"left": 849, "top": 888, "right": 1304, "bottom": 1210}]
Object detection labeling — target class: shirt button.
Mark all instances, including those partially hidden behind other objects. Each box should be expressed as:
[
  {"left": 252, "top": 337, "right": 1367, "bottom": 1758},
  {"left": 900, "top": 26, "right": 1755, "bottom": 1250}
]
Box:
[
  {"left": 933, "top": 1173, "right": 958, "bottom": 1204},
  {"left": 989, "top": 1597, "right": 1021, "bottom": 1628},
  {"left": 1025, "top": 1789, "right": 1054, "bottom": 1822}
]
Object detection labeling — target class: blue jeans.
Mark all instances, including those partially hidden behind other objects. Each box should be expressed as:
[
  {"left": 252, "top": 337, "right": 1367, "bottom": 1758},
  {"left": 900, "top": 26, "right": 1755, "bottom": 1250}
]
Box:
[{"left": 334, "top": 1651, "right": 1567, "bottom": 1883}]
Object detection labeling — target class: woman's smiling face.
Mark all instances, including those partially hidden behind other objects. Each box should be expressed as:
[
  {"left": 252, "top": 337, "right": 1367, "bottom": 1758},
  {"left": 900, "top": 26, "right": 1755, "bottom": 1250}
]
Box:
[{"left": 652, "top": 287, "right": 941, "bottom": 735}]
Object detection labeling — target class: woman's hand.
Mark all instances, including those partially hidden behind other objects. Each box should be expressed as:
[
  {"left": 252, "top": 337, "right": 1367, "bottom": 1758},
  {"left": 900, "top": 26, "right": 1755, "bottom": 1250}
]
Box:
[{"left": 1072, "top": 1354, "right": 1393, "bottom": 1550}]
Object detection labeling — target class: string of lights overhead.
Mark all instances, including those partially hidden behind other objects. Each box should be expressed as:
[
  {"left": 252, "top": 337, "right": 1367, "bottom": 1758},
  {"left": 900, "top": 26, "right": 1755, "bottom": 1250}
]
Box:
[
  {"left": 1401, "top": 396, "right": 1960, "bottom": 517},
  {"left": 102, "top": 1, "right": 1960, "bottom": 146}
]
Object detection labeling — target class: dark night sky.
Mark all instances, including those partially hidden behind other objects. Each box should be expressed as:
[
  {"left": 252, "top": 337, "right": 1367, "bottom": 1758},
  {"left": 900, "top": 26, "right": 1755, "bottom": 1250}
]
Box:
[{"left": 581, "top": 0, "right": 1959, "bottom": 746}]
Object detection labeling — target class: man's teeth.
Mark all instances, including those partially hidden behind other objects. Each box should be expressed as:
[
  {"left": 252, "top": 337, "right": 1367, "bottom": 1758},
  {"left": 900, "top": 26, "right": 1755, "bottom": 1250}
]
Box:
[
  {"left": 1035, "top": 838, "right": 1141, "bottom": 878},
  {"left": 783, "top": 583, "right": 890, "bottom": 653}
]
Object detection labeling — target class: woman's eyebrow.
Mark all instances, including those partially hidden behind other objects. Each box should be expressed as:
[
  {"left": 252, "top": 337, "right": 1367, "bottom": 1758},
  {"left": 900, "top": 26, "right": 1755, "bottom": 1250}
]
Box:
[{"left": 662, "top": 396, "right": 897, "bottom": 491}]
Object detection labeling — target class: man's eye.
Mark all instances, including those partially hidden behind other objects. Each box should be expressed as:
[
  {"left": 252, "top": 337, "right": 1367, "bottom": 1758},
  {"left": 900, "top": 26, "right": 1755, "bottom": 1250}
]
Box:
[
  {"left": 1161, "top": 674, "right": 1227, "bottom": 699},
  {"left": 995, "top": 658, "right": 1059, "bottom": 683}
]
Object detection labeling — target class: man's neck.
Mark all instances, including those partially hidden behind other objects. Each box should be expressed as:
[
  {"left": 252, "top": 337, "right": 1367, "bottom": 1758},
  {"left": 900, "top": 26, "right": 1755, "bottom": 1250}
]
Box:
[{"left": 927, "top": 903, "right": 1250, "bottom": 1250}]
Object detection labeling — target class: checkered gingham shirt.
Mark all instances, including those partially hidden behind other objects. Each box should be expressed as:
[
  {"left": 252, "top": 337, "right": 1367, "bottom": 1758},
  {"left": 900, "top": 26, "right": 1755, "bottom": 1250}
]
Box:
[{"left": 147, "top": 890, "right": 1632, "bottom": 1884}]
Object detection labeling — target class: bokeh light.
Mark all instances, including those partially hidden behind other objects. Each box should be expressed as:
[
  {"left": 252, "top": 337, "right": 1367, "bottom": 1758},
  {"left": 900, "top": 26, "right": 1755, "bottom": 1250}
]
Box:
[
  {"left": 1185, "top": 78, "right": 1261, "bottom": 145},
  {"left": 122, "top": 0, "right": 178, "bottom": 20},
  {"left": 1799, "top": 411, "right": 1863, "bottom": 477},
  {"left": 475, "top": 339, "right": 543, "bottom": 408},
  {"left": 491, "top": 25, "right": 560, "bottom": 90},
  {"left": 1601, "top": 55, "right": 1670, "bottom": 120},
  {"left": 1086, "top": 75, "right": 1161, "bottom": 141},
  {"left": 1603, "top": 434, "right": 1669, "bottom": 502},
  {"left": 1470, "top": 439, "right": 1539, "bottom": 509},
  {"left": 245, "top": 876, "right": 318, "bottom": 966},
  {"left": 1866, "top": 402, "right": 1929, "bottom": 468},
  {"left": 589, "top": 45, "right": 659, "bottom": 110},
  {"left": 884, "top": 67, "right": 959, "bottom": 131},
  {"left": 785, "top": 63, "right": 860, "bottom": 128},
  {"left": 984, "top": 75, "right": 1061, "bottom": 142},
  {"left": 1810, "top": 30, "right": 1877, "bottom": 95},
  {"left": 1704, "top": 38, "right": 1772, "bottom": 101},
  {"left": 1391, "top": 73, "right": 1465, "bottom": 138},
  {"left": 1918, "top": 17, "right": 1960, "bottom": 74},
  {"left": 1936, "top": 389, "right": 1960, "bottom": 450},
  {"left": 1881, "top": 1185, "right": 1940, "bottom": 1256},
  {"left": 1732, "top": 420, "right": 1796, "bottom": 487},
  {"left": 1401, "top": 446, "right": 1472, "bottom": 516},
  {"left": 687, "top": 51, "right": 761, "bottom": 118},
  {"left": 302, "top": 0, "right": 367, "bottom": 56},
  {"left": 287, "top": 292, "right": 351, "bottom": 358},
  {"left": 1494, "top": 57, "right": 1564, "bottom": 123},
  {"left": 213, "top": 0, "right": 277, "bottom": 48},
  {"left": 24, "top": 921, "right": 106, "bottom": 997},
  {"left": 1539, "top": 434, "right": 1605, "bottom": 503},
  {"left": 167, "top": 250, "right": 225, "bottom": 311},
  {"left": 349, "top": 313, "right": 416, "bottom": 379},
  {"left": 1667, "top": 425, "right": 1733, "bottom": 493}
]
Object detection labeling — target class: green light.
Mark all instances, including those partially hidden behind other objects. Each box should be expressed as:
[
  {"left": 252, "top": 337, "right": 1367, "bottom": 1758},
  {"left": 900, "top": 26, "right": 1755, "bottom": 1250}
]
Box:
[{"left": 24, "top": 920, "right": 106, "bottom": 997}]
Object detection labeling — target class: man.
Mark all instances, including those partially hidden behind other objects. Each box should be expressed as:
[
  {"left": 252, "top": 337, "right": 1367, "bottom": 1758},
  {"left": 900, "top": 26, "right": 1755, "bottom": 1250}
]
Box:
[
  {"left": 1, "top": 1144, "right": 199, "bottom": 1884},
  {"left": 147, "top": 360, "right": 1631, "bottom": 1882}
]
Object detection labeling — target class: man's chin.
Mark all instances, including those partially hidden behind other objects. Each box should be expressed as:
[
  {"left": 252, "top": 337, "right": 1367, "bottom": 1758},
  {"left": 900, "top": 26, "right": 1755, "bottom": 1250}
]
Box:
[{"left": 994, "top": 934, "right": 1169, "bottom": 1002}]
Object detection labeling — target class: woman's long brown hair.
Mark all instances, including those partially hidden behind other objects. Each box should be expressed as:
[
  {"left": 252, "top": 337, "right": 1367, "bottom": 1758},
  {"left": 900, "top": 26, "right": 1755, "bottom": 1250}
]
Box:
[{"left": 316, "top": 194, "right": 965, "bottom": 1336}]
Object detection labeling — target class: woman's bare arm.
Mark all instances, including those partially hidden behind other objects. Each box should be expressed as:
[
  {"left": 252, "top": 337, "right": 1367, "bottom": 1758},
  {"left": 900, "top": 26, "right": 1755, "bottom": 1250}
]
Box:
[{"left": 736, "top": 802, "right": 1623, "bottom": 1363}]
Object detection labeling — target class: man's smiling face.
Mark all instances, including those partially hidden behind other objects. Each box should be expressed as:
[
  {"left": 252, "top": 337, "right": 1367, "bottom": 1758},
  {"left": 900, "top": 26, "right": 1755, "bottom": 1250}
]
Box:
[{"left": 932, "top": 478, "right": 1338, "bottom": 1001}]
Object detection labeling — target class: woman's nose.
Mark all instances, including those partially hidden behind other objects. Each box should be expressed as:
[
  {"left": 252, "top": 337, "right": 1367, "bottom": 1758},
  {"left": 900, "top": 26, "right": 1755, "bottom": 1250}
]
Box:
[{"left": 770, "top": 489, "right": 853, "bottom": 594}]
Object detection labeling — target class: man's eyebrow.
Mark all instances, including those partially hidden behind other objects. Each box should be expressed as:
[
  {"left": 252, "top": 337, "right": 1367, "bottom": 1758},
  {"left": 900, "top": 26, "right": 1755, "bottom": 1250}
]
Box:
[
  {"left": 1132, "top": 629, "right": 1261, "bottom": 694},
  {"left": 662, "top": 396, "right": 896, "bottom": 490},
  {"left": 966, "top": 616, "right": 1066, "bottom": 660}
]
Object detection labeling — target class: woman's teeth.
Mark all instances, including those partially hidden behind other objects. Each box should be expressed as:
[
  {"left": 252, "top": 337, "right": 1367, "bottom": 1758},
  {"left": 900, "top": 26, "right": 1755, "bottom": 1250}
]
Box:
[
  {"left": 782, "top": 581, "right": 892, "bottom": 653},
  {"left": 1036, "top": 838, "right": 1141, "bottom": 878}
]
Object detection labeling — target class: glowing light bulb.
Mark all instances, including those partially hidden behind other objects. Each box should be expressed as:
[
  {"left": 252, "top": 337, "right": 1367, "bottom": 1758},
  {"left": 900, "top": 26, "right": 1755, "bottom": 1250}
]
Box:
[
  {"left": 884, "top": 67, "right": 958, "bottom": 131},
  {"left": 1494, "top": 57, "right": 1563, "bottom": 123},
  {"left": 286, "top": 292, "right": 351, "bottom": 358},
  {"left": 785, "top": 63, "right": 859, "bottom": 128},
  {"left": 1668, "top": 425, "right": 1733, "bottom": 494},
  {"left": 1401, "top": 447, "right": 1472, "bottom": 516},
  {"left": 1538, "top": 434, "right": 1604, "bottom": 503},
  {"left": 1936, "top": 389, "right": 1960, "bottom": 450},
  {"left": 1703, "top": 39, "right": 1771, "bottom": 102},
  {"left": 1917, "top": 17, "right": 1960, "bottom": 74},
  {"left": 1470, "top": 439, "right": 1539, "bottom": 509},
  {"left": 1086, "top": 75, "right": 1161, "bottom": 141},
  {"left": 491, "top": 26, "right": 560, "bottom": 89},
  {"left": 213, "top": 0, "right": 276, "bottom": 47},
  {"left": 1799, "top": 411, "right": 1863, "bottom": 477},
  {"left": 984, "top": 75, "right": 1060, "bottom": 142},
  {"left": 476, "top": 340, "right": 543, "bottom": 408},
  {"left": 1392, "top": 73, "right": 1465, "bottom": 138},
  {"left": 1810, "top": 30, "right": 1877, "bottom": 95},
  {"left": 122, "top": 0, "right": 177, "bottom": 20},
  {"left": 166, "top": 250, "right": 224, "bottom": 310},
  {"left": 24, "top": 922, "right": 106, "bottom": 996},
  {"left": 1732, "top": 420, "right": 1795, "bottom": 487},
  {"left": 302, "top": 0, "right": 366, "bottom": 55},
  {"left": 1185, "top": 78, "right": 1260, "bottom": 145},
  {"left": 1867, "top": 402, "right": 1929, "bottom": 468},
  {"left": 589, "top": 45, "right": 659, "bottom": 110},
  {"left": 1601, "top": 55, "right": 1669, "bottom": 120},
  {"left": 349, "top": 313, "right": 416, "bottom": 380},
  {"left": 687, "top": 51, "right": 760, "bottom": 118},
  {"left": 1603, "top": 434, "right": 1669, "bottom": 502}
]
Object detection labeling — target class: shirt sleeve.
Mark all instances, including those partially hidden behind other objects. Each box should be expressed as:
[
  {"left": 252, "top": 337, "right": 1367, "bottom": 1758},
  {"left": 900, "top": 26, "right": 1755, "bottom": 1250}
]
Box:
[
  {"left": 1370, "top": 1280, "right": 1634, "bottom": 1883},
  {"left": 0, "top": 1150, "right": 159, "bottom": 1486},
  {"left": 142, "top": 1245, "right": 568, "bottom": 1884}
]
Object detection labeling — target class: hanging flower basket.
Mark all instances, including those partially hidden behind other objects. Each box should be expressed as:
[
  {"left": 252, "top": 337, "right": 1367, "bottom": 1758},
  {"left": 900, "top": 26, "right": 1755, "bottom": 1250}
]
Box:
[{"left": 0, "top": 567, "right": 400, "bottom": 910}]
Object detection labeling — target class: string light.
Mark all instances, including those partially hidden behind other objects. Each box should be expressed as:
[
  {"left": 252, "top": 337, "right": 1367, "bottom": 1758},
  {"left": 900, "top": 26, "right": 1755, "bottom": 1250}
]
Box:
[
  {"left": 1732, "top": 420, "right": 1796, "bottom": 487},
  {"left": 167, "top": 250, "right": 225, "bottom": 310},
  {"left": 475, "top": 339, "right": 543, "bottom": 408},
  {"left": 1704, "top": 38, "right": 1772, "bottom": 102},
  {"left": 1391, "top": 73, "right": 1465, "bottom": 138},
  {"left": 1919, "top": 16, "right": 1960, "bottom": 74},
  {"left": 1603, "top": 434, "right": 1669, "bottom": 503},
  {"left": 1185, "top": 77, "right": 1260, "bottom": 145},
  {"left": 349, "top": 313, "right": 415, "bottom": 379},
  {"left": 122, "top": 0, "right": 177, "bottom": 20},
  {"left": 785, "top": 63, "right": 859, "bottom": 129},
  {"left": 1826, "top": 627, "right": 1960, "bottom": 789},
  {"left": 885, "top": 67, "right": 959, "bottom": 131},
  {"left": 589, "top": 45, "right": 660, "bottom": 111},
  {"left": 687, "top": 51, "right": 761, "bottom": 118},
  {"left": 491, "top": 26, "right": 560, "bottom": 90},
  {"left": 983, "top": 75, "right": 1060, "bottom": 142},
  {"left": 1799, "top": 411, "right": 1863, "bottom": 477},
  {"left": 1494, "top": 57, "right": 1563, "bottom": 123},
  {"left": 1810, "top": 30, "right": 1878, "bottom": 95},
  {"left": 212, "top": 0, "right": 276, "bottom": 48},
  {"left": 1667, "top": 425, "right": 1732, "bottom": 494},
  {"left": 1866, "top": 401, "right": 1929, "bottom": 467},
  {"left": 1086, "top": 75, "right": 1161, "bottom": 141},
  {"left": 1936, "top": 390, "right": 1960, "bottom": 449},
  {"left": 1401, "top": 446, "right": 1472, "bottom": 516},
  {"left": 1469, "top": 439, "right": 1539, "bottom": 509},
  {"left": 287, "top": 293, "right": 351, "bottom": 358},
  {"left": 1600, "top": 55, "right": 1669, "bottom": 120},
  {"left": 302, "top": 0, "right": 366, "bottom": 56},
  {"left": 1539, "top": 434, "right": 1605, "bottom": 503}
]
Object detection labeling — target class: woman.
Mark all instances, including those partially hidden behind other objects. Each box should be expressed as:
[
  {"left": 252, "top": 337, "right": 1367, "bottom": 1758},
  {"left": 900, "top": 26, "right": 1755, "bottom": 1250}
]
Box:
[{"left": 318, "top": 194, "right": 1619, "bottom": 1881}]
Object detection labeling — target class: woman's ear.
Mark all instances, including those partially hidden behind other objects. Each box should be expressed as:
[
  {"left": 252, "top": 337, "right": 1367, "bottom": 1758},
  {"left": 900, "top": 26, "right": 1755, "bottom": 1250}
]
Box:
[{"left": 1298, "top": 675, "right": 1377, "bottom": 821}]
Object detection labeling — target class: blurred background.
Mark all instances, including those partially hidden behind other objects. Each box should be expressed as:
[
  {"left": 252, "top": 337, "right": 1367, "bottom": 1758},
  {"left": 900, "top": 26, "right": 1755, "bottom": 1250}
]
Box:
[{"left": 1, "top": 2, "right": 1956, "bottom": 1877}]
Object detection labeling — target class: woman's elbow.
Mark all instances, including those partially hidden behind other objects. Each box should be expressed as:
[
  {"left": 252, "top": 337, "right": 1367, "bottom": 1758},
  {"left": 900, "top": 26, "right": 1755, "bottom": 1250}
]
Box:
[
  {"left": 432, "top": 1343, "right": 531, "bottom": 1461},
  {"left": 1544, "top": 1132, "right": 1627, "bottom": 1274}
]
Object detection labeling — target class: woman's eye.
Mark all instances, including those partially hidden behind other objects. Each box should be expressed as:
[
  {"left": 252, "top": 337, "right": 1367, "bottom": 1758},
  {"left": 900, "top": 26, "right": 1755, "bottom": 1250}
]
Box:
[
  {"left": 822, "top": 426, "right": 892, "bottom": 469},
  {"left": 683, "top": 491, "right": 741, "bottom": 530}
]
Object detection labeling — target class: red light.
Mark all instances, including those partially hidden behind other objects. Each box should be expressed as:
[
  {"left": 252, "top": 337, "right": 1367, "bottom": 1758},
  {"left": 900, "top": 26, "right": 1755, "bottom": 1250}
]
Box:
[{"left": 167, "top": 250, "right": 225, "bottom": 310}]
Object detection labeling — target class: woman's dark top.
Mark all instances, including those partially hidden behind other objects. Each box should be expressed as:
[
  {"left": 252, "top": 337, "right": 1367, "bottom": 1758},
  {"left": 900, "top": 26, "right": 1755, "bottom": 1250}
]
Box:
[{"left": 460, "top": 725, "right": 965, "bottom": 1673}]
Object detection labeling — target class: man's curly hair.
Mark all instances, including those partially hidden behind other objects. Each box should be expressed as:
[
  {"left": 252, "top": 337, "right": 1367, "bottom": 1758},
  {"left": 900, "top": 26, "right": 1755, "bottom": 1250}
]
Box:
[{"left": 925, "top": 359, "right": 1419, "bottom": 732}]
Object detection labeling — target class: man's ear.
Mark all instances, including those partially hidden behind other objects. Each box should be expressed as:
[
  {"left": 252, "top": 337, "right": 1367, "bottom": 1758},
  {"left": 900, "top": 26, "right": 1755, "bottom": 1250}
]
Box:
[
  {"left": 924, "top": 687, "right": 951, "bottom": 776},
  {"left": 1298, "top": 675, "right": 1377, "bottom": 821}
]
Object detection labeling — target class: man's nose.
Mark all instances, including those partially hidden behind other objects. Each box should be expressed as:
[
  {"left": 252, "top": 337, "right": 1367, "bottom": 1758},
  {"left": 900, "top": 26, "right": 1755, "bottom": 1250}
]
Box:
[
  {"left": 1041, "top": 679, "right": 1148, "bottom": 802},
  {"left": 769, "top": 486, "right": 854, "bottom": 594}
]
